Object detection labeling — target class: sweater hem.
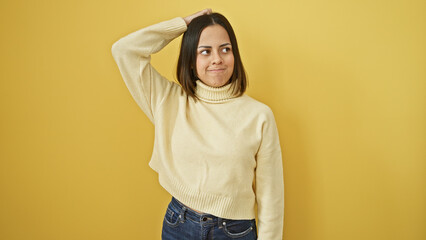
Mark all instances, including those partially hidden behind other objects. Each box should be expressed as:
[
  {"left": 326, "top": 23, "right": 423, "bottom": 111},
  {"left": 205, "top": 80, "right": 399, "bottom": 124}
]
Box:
[{"left": 149, "top": 160, "right": 256, "bottom": 220}]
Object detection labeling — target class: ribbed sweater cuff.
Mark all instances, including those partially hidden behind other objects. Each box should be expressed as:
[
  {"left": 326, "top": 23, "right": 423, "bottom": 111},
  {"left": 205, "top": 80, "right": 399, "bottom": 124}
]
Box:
[{"left": 159, "top": 17, "right": 187, "bottom": 38}]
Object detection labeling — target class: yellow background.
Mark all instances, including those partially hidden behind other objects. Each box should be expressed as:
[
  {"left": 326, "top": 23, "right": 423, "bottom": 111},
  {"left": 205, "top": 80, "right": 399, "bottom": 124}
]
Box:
[{"left": 1, "top": 0, "right": 425, "bottom": 239}]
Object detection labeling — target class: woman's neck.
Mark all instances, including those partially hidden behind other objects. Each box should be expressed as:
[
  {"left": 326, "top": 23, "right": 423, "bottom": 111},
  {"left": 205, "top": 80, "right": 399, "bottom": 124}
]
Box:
[{"left": 194, "top": 80, "right": 239, "bottom": 103}]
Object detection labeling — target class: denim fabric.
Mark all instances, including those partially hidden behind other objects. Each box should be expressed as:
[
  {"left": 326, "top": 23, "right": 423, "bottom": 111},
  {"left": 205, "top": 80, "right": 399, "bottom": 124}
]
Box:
[{"left": 162, "top": 197, "right": 257, "bottom": 240}]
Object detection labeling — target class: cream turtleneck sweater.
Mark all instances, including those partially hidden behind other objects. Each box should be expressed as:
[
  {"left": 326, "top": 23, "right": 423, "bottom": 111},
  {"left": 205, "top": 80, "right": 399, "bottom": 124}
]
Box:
[{"left": 111, "top": 17, "right": 284, "bottom": 240}]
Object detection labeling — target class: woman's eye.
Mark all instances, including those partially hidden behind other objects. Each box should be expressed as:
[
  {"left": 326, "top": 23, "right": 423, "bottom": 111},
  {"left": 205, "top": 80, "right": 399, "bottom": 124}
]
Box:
[
  {"left": 222, "top": 47, "right": 231, "bottom": 53},
  {"left": 200, "top": 50, "right": 210, "bottom": 55}
]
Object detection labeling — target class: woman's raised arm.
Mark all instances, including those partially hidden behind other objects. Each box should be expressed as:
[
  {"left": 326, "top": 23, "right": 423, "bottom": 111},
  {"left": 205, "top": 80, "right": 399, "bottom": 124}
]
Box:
[
  {"left": 111, "top": 9, "right": 212, "bottom": 123},
  {"left": 111, "top": 17, "right": 187, "bottom": 123}
]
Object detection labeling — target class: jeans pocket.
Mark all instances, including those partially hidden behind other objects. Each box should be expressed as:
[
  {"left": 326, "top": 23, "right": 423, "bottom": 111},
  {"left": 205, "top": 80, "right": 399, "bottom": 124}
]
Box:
[
  {"left": 163, "top": 204, "right": 181, "bottom": 228},
  {"left": 222, "top": 219, "right": 255, "bottom": 238}
]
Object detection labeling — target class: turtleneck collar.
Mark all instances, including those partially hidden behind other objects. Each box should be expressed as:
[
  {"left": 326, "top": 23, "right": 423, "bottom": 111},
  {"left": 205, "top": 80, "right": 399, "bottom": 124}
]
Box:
[{"left": 194, "top": 80, "right": 240, "bottom": 103}]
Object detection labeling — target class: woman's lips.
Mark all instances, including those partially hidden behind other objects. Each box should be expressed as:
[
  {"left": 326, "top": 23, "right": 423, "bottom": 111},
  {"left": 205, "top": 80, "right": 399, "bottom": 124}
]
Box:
[{"left": 207, "top": 68, "right": 225, "bottom": 72}]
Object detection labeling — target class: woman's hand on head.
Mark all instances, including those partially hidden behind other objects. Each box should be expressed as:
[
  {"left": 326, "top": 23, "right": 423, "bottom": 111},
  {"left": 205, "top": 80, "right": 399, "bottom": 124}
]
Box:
[{"left": 183, "top": 8, "right": 212, "bottom": 25}]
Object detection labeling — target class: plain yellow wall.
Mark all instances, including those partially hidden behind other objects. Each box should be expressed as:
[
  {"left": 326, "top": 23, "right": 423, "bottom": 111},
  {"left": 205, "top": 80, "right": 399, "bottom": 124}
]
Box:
[{"left": 1, "top": 0, "right": 425, "bottom": 239}]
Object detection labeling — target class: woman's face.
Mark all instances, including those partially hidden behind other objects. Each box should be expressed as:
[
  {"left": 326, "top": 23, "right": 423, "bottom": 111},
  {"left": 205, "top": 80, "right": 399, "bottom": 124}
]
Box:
[{"left": 196, "top": 24, "right": 234, "bottom": 88}]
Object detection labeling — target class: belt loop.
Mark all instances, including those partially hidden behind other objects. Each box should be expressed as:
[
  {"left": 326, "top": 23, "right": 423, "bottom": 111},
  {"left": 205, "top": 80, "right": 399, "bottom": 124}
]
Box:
[
  {"left": 218, "top": 217, "right": 224, "bottom": 229},
  {"left": 179, "top": 206, "right": 187, "bottom": 223}
]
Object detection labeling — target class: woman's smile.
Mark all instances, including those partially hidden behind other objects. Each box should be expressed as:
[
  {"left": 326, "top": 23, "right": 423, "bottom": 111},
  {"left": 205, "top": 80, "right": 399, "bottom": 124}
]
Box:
[{"left": 208, "top": 68, "right": 226, "bottom": 72}]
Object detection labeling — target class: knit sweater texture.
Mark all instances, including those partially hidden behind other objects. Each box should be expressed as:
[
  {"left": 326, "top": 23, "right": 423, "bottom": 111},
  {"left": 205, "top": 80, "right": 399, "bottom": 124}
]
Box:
[{"left": 111, "top": 17, "right": 284, "bottom": 239}]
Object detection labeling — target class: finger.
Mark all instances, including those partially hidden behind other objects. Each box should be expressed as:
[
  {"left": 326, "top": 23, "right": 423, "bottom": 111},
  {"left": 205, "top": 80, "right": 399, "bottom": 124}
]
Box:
[
  {"left": 200, "top": 8, "right": 211, "bottom": 15},
  {"left": 193, "top": 10, "right": 205, "bottom": 18}
]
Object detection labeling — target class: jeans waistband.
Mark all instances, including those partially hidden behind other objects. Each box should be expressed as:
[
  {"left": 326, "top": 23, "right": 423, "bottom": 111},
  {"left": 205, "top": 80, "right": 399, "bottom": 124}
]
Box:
[{"left": 170, "top": 197, "right": 227, "bottom": 225}]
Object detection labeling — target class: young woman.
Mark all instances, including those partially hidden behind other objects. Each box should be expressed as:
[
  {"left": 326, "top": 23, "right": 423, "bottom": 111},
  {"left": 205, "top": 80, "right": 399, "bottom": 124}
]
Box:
[{"left": 112, "top": 9, "right": 284, "bottom": 240}]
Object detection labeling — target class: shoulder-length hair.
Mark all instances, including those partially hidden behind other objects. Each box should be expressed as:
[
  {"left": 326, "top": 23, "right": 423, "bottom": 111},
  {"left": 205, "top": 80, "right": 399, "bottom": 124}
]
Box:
[{"left": 176, "top": 13, "right": 247, "bottom": 101}]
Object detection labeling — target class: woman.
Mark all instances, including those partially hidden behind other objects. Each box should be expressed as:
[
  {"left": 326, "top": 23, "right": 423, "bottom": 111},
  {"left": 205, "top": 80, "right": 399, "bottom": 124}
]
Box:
[{"left": 112, "top": 9, "right": 284, "bottom": 240}]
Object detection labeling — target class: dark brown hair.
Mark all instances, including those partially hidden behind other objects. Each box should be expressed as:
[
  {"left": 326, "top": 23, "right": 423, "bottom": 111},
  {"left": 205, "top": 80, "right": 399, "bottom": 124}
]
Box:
[{"left": 176, "top": 13, "right": 247, "bottom": 101}]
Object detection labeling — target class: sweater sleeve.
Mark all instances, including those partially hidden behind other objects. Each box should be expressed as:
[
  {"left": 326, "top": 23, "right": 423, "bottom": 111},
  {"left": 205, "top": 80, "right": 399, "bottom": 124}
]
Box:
[
  {"left": 111, "top": 17, "right": 187, "bottom": 123},
  {"left": 255, "top": 109, "right": 284, "bottom": 240}
]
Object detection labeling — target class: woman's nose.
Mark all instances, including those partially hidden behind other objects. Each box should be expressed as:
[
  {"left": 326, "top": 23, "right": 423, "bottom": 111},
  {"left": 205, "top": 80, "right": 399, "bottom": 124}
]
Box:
[{"left": 211, "top": 51, "right": 223, "bottom": 64}]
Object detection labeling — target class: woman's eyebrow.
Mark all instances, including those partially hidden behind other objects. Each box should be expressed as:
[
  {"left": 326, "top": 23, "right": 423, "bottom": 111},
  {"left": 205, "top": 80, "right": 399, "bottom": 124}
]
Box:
[{"left": 198, "top": 43, "right": 231, "bottom": 49}]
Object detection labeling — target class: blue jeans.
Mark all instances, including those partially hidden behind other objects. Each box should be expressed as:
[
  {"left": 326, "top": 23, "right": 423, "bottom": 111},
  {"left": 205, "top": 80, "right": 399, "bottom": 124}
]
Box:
[{"left": 162, "top": 197, "right": 258, "bottom": 240}]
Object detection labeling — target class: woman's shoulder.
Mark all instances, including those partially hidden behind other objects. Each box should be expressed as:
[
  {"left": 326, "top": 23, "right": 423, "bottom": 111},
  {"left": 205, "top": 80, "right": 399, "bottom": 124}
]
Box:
[{"left": 239, "top": 94, "right": 275, "bottom": 116}]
